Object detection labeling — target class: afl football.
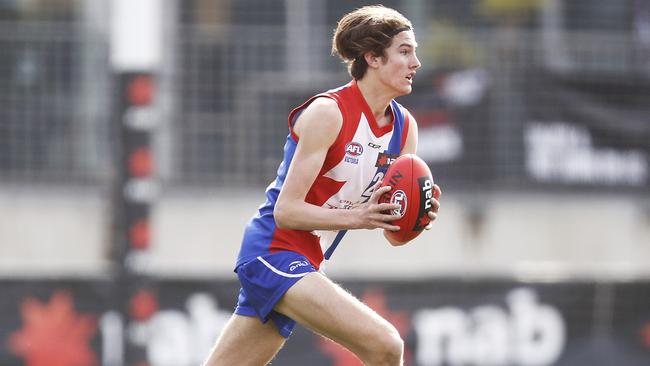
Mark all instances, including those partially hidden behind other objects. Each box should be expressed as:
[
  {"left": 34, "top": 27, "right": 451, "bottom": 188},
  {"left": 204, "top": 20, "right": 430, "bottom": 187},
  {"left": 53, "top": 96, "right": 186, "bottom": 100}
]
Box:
[{"left": 379, "top": 154, "right": 435, "bottom": 245}]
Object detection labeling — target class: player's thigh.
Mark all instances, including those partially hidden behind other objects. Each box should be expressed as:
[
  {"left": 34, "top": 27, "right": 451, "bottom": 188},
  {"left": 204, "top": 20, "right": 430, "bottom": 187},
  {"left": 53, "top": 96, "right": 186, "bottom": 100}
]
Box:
[
  {"left": 203, "top": 314, "right": 286, "bottom": 366},
  {"left": 274, "top": 272, "right": 400, "bottom": 357}
]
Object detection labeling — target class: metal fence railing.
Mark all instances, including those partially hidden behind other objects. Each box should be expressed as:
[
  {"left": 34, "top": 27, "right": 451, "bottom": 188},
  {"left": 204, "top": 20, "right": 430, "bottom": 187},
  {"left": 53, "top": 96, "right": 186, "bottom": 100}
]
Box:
[{"left": 0, "top": 0, "right": 647, "bottom": 192}]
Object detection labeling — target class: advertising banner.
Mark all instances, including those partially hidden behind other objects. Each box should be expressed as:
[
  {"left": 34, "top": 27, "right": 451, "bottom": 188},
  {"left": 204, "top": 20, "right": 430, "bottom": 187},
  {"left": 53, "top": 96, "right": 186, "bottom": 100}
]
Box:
[
  {"left": 1, "top": 279, "right": 649, "bottom": 366},
  {"left": 525, "top": 71, "right": 650, "bottom": 189}
]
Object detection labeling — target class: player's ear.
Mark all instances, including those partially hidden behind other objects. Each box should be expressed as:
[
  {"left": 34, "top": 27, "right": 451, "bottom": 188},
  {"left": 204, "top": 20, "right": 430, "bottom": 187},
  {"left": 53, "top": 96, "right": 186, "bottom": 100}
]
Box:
[{"left": 364, "top": 52, "right": 381, "bottom": 69}]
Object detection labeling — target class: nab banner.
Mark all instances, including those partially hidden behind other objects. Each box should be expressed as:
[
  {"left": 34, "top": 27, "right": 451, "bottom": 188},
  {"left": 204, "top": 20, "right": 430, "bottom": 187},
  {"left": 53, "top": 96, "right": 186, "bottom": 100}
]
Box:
[
  {"left": 0, "top": 280, "right": 239, "bottom": 366},
  {"left": 525, "top": 70, "right": 650, "bottom": 190},
  {"left": 1, "top": 279, "right": 650, "bottom": 365}
]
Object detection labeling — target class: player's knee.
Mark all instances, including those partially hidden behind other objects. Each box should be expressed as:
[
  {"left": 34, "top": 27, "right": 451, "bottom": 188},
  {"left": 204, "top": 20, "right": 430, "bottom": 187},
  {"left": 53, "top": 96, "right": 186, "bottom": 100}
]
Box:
[{"left": 365, "top": 325, "right": 403, "bottom": 365}]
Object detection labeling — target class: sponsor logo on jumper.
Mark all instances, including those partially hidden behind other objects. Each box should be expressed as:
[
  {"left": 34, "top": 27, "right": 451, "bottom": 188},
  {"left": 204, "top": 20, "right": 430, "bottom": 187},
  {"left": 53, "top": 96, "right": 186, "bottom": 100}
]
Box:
[
  {"left": 345, "top": 156, "right": 359, "bottom": 164},
  {"left": 325, "top": 199, "right": 356, "bottom": 210},
  {"left": 390, "top": 190, "right": 407, "bottom": 217},
  {"left": 368, "top": 142, "right": 382, "bottom": 149},
  {"left": 289, "top": 260, "right": 310, "bottom": 272},
  {"left": 375, "top": 152, "right": 399, "bottom": 168},
  {"left": 339, "top": 199, "right": 356, "bottom": 209}
]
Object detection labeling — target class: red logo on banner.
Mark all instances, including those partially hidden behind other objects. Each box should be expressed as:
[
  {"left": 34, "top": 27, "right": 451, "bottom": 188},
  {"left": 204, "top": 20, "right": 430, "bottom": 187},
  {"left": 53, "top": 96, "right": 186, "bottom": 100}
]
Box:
[
  {"left": 318, "top": 288, "right": 412, "bottom": 365},
  {"left": 9, "top": 290, "right": 98, "bottom": 366}
]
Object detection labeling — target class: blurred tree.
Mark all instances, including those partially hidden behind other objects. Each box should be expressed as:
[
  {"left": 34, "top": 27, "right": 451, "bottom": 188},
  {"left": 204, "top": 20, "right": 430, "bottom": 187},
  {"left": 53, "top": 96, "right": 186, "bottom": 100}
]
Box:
[
  {"left": 419, "top": 21, "right": 486, "bottom": 70},
  {"left": 478, "top": 0, "right": 544, "bottom": 22}
]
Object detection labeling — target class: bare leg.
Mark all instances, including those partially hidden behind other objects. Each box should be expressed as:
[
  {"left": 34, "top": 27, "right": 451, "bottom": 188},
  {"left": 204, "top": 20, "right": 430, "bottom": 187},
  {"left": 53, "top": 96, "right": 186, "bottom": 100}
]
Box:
[
  {"left": 275, "top": 272, "right": 403, "bottom": 366},
  {"left": 202, "top": 314, "right": 286, "bottom": 366}
]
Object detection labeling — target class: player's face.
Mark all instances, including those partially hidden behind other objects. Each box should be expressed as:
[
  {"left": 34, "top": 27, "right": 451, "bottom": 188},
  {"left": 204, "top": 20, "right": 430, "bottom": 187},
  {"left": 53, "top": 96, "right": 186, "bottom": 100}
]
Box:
[{"left": 377, "top": 30, "right": 421, "bottom": 96}]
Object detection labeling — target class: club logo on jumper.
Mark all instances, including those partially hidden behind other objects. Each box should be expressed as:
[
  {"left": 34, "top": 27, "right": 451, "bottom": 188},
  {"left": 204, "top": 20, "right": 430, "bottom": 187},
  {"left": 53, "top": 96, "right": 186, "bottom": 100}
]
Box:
[
  {"left": 368, "top": 142, "right": 382, "bottom": 149},
  {"left": 390, "top": 190, "right": 407, "bottom": 217},
  {"left": 375, "top": 152, "right": 399, "bottom": 168},
  {"left": 289, "top": 260, "right": 310, "bottom": 272},
  {"left": 345, "top": 142, "right": 364, "bottom": 164}
]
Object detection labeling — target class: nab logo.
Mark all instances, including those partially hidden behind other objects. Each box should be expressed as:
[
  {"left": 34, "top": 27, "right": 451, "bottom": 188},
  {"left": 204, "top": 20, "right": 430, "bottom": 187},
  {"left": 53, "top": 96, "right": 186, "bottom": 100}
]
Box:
[
  {"left": 412, "top": 177, "right": 433, "bottom": 231},
  {"left": 345, "top": 142, "right": 364, "bottom": 156},
  {"left": 375, "top": 152, "right": 399, "bottom": 168},
  {"left": 390, "top": 190, "right": 407, "bottom": 217}
]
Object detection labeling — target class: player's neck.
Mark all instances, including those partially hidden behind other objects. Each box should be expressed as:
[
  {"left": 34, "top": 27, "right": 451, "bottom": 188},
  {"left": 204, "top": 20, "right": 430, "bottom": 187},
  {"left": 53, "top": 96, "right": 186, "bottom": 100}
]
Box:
[{"left": 356, "top": 78, "right": 394, "bottom": 126}]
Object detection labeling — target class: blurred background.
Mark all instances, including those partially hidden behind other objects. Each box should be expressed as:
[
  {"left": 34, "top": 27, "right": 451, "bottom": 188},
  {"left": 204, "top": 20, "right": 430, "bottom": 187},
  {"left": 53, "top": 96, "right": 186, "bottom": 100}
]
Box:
[{"left": 0, "top": 0, "right": 649, "bottom": 365}]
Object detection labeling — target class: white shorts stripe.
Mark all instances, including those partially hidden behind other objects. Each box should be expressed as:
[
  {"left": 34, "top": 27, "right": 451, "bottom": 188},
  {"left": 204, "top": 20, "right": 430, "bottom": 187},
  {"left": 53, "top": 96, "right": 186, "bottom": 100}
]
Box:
[{"left": 256, "top": 256, "right": 310, "bottom": 278}]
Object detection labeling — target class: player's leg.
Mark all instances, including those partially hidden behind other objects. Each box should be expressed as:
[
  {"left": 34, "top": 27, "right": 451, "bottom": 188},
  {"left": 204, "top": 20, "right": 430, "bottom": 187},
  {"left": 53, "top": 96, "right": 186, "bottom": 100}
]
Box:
[
  {"left": 274, "top": 272, "right": 403, "bottom": 366},
  {"left": 202, "top": 313, "right": 286, "bottom": 366}
]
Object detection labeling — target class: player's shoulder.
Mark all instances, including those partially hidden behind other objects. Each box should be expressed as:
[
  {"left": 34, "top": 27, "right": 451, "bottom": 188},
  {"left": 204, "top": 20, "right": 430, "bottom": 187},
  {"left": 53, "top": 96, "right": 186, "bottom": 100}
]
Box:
[
  {"left": 301, "top": 97, "right": 342, "bottom": 125},
  {"left": 307, "top": 95, "right": 340, "bottom": 111},
  {"left": 391, "top": 99, "right": 411, "bottom": 116},
  {"left": 389, "top": 99, "right": 416, "bottom": 126},
  {"left": 294, "top": 97, "right": 342, "bottom": 138}
]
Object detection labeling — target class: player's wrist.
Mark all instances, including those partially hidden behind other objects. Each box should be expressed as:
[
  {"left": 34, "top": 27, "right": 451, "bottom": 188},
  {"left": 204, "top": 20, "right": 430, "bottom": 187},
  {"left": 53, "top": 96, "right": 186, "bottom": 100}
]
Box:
[{"left": 341, "top": 209, "right": 362, "bottom": 230}]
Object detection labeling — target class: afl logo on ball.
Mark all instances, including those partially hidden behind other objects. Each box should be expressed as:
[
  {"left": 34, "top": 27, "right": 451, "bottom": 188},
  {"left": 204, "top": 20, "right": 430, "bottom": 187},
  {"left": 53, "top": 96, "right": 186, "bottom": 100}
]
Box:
[
  {"left": 345, "top": 142, "right": 364, "bottom": 156},
  {"left": 390, "top": 190, "right": 407, "bottom": 217}
]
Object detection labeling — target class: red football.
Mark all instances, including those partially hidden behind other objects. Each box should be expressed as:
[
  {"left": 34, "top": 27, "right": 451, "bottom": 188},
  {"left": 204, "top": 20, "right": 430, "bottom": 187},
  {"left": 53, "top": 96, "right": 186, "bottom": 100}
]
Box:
[{"left": 379, "top": 154, "right": 435, "bottom": 245}]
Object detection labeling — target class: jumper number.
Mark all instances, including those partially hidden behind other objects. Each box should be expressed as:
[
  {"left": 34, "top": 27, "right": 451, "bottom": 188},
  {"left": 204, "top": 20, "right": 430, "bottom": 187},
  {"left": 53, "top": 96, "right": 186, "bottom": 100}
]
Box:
[{"left": 360, "top": 172, "right": 385, "bottom": 203}]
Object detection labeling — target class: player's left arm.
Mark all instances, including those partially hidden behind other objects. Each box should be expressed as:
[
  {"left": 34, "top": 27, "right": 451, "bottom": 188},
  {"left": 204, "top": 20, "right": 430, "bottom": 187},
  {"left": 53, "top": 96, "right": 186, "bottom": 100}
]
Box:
[
  {"left": 400, "top": 110, "right": 418, "bottom": 155},
  {"left": 401, "top": 111, "right": 441, "bottom": 230}
]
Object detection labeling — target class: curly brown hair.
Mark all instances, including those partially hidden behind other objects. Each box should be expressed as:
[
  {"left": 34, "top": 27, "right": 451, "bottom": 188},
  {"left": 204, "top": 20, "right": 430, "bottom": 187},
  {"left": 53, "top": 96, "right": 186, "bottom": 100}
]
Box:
[{"left": 332, "top": 5, "right": 412, "bottom": 80}]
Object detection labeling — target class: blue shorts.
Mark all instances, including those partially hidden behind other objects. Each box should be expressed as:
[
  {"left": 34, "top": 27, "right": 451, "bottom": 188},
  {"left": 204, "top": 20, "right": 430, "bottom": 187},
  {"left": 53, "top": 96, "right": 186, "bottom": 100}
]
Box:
[{"left": 235, "top": 252, "right": 316, "bottom": 338}]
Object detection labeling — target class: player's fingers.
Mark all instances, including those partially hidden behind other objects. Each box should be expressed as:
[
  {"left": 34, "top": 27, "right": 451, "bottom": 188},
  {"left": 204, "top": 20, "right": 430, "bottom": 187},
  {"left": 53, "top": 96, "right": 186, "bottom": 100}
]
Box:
[
  {"left": 427, "top": 210, "right": 438, "bottom": 221},
  {"left": 375, "top": 212, "right": 402, "bottom": 222},
  {"left": 375, "top": 202, "right": 401, "bottom": 212},
  {"left": 375, "top": 221, "right": 400, "bottom": 231},
  {"left": 368, "top": 211, "right": 400, "bottom": 224},
  {"left": 433, "top": 184, "right": 442, "bottom": 200},
  {"left": 369, "top": 184, "right": 391, "bottom": 203},
  {"left": 429, "top": 197, "right": 440, "bottom": 212},
  {"left": 387, "top": 224, "right": 401, "bottom": 231}
]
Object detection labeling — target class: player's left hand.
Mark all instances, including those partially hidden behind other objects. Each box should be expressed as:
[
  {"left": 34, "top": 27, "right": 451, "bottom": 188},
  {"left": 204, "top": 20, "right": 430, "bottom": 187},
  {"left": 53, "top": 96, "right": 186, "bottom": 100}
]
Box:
[{"left": 424, "top": 184, "right": 442, "bottom": 230}]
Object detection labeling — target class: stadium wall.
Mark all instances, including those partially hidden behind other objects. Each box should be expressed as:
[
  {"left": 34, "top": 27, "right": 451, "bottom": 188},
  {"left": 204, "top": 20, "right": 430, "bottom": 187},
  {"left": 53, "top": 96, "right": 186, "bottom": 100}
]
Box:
[{"left": 2, "top": 188, "right": 649, "bottom": 280}]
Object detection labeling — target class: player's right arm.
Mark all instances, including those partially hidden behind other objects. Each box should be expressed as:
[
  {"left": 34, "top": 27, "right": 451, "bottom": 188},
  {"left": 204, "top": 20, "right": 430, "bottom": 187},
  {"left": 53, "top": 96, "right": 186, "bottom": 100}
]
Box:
[{"left": 274, "top": 98, "right": 400, "bottom": 232}]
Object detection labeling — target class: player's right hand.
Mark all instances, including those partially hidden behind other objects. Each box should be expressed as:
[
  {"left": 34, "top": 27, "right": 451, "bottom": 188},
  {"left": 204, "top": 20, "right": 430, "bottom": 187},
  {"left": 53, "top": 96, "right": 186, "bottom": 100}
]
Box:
[{"left": 351, "top": 182, "right": 402, "bottom": 231}]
